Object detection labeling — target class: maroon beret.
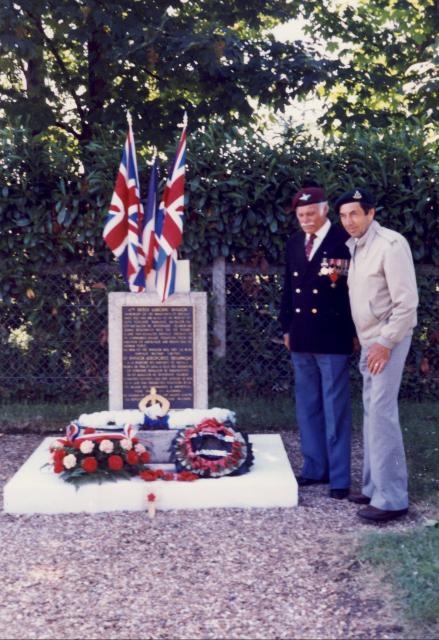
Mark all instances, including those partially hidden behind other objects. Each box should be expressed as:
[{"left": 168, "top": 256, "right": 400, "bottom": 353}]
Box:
[{"left": 291, "top": 187, "right": 326, "bottom": 211}]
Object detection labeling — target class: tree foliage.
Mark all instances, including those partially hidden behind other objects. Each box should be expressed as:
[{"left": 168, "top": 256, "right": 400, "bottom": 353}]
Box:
[
  {"left": 299, "top": 0, "right": 439, "bottom": 127},
  {"left": 0, "top": 0, "right": 336, "bottom": 148}
]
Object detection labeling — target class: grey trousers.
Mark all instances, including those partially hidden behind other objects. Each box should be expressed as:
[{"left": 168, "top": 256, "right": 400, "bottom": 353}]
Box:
[{"left": 359, "top": 335, "right": 411, "bottom": 511}]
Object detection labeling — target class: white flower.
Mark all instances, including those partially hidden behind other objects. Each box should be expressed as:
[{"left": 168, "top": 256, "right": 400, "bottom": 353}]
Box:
[
  {"left": 63, "top": 454, "right": 77, "bottom": 469},
  {"left": 79, "top": 440, "right": 95, "bottom": 454},
  {"left": 120, "top": 438, "right": 132, "bottom": 451},
  {"left": 99, "top": 439, "right": 114, "bottom": 454},
  {"left": 134, "top": 443, "right": 146, "bottom": 454}
]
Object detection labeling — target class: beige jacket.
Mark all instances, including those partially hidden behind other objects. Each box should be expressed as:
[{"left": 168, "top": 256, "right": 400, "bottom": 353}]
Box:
[{"left": 346, "top": 220, "right": 418, "bottom": 348}]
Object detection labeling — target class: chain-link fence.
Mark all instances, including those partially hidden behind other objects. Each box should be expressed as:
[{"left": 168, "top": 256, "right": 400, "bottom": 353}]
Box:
[
  {"left": 0, "top": 265, "right": 121, "bottom": 402},
  {"left": 0, "top": 263, "right": 292, "bottom": 403},
  {"left": 199, "top": 267, "right": 293, "bottom": 397},
  {"left": 0, "top": 262, "right": 437, "bottom": 403}
]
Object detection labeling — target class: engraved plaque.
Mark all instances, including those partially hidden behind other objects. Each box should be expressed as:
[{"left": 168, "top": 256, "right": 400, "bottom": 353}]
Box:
[{"left": 122, "top": 306, "right": 194, "bottom": 409}]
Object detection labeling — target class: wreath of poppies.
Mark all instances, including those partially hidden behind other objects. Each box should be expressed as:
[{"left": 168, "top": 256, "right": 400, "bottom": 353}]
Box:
[{"left": 172, "top": 418, "right": 254, "bottom": 478}]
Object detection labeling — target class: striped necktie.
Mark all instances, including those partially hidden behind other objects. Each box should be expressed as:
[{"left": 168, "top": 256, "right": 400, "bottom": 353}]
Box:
[{"left": 305, "top": 233, "right": 316, "bottom": 260}]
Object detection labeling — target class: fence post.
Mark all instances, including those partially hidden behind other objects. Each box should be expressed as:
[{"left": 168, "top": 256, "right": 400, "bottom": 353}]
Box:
[{"left": 212, "top": 256, "right": 226, "bottom": 358}]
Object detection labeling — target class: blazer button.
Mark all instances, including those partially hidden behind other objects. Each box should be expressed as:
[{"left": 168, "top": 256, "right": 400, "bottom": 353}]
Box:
[
  {"left": 295, "top": 288, "right": 301, "bottom": 293},
  {"left": 313, "top": 289, "right": 318, "bottom": 294},
  {"left": 295, "top": 308, "right": 301, "bottom": 313},
  {"left": 311, "top": 308, "right": 318, "bottom": 314}
]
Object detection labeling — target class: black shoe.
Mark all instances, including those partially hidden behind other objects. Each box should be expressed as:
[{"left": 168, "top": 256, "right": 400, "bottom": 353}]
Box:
[
  {"left": 348, "top": 493, "right": 371, "bottom": 505},
  {"left": 297, "top": 475, "right": 329, "bottom": 487},
  {"left": 357, "top": 505, "right": 409, "bottom": 523},
  {"left": 329, "top": 488, "right": 349, "bottom": 500}
]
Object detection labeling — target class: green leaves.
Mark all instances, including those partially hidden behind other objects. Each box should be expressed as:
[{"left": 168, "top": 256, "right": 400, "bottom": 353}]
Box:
[
  {"left": 0, "top": 0, "right": 337, "bottom": 148},
  {"left": 301, "top": 0, "right": 439, "bottom": 128}
]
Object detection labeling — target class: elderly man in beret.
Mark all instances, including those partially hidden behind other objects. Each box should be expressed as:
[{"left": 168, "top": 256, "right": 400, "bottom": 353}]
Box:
[
  {"left": 336, "top": 188, "right": 418, "bottom": 523},
  {"left": 279, "top": 186, "right": 356, "bottom": 499}
]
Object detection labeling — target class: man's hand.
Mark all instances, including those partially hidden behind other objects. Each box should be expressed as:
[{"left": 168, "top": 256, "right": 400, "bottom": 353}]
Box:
[
  {"left": 283, "top": 333, "right": 290, "bottom": 350},
  {"left": 367, "top": 342, "right": 391, "bottom": 375}
]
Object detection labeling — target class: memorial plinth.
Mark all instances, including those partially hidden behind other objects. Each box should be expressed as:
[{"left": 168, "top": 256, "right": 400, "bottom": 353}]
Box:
[
  {"left": 3, "top": 435, "right": 298, "bottom": 513},
  {"left": 109, "top": 292, "right": 208, "bottom": 410}
]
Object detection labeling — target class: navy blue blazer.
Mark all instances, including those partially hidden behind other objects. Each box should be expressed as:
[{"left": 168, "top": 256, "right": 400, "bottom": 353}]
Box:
[{"left": 279, "top": 223, "right": 356, "bottom": 355}]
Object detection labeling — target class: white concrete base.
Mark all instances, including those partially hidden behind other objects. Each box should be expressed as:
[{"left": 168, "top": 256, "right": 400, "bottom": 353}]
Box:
[{"left": 3, "top": 435, "right": 297, "bottom": 514}]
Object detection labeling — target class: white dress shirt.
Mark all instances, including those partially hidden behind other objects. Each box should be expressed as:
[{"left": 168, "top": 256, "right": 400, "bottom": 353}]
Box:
[{"left": 305, "top": 219, "right": 331, "bottom": 260}]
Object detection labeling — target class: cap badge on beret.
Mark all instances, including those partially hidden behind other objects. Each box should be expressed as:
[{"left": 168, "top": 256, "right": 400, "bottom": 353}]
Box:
[
  {"left": 291, "top": 186, "right": 326, "bottom": 211},
  {"left": 353, "top": 190, "right": 362, "bottom": 199}
]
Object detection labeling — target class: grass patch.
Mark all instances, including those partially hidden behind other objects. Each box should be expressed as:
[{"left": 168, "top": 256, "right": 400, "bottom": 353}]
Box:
[
  {"left": 0, "top": 399, "right": 106, "bottom": 432},
  {"left": 211, "top": 391, "right": 365, "bottom": 430},
  {"left": 360, "top": 527, "right": 439, "bottom": 628},
  {"left": 400, "top": 402, "right": 439, "bottom": 500},
  {"left": 211, "top": 392, "right": 295, "bottom": 430}
]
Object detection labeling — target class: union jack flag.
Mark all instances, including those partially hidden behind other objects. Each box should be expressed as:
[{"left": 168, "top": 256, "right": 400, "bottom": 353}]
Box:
[
  {"left": 133, "top": 155, "right": 158, "bottom": 289},
  {"left": 155, "top": 113, "right": 187, "bottom": 301},
  {"left": 103, "top": 115, "right": 144, "bottom": 292}
]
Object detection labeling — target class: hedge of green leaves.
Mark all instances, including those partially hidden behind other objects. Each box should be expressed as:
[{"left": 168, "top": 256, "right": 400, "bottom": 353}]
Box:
[{"left": 0, "top": 119, "right": 437, "bottom": 400}]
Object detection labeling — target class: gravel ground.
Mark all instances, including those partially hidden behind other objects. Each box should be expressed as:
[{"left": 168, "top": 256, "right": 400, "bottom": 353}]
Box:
[{"left": 0, "top": 431, "right": 435, "bottom": 640}]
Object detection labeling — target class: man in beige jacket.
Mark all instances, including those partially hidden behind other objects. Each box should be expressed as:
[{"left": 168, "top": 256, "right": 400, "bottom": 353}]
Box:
[{"left": 336, "top": 188, "right": 418, "bottom": 523}]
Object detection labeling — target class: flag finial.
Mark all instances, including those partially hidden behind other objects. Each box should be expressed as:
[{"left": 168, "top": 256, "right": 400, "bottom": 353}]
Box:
[
  {"left": 126, "top": 111, "right": 133, "bottom": 127},
  {"left": 183, "top": 111, "right": 188, "bottom": 127}
]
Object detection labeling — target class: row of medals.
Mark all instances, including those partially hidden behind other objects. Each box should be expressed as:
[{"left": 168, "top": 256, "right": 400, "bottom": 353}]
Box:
[{"left": 318, "top": 257, "right": 350, "bottom": 288}]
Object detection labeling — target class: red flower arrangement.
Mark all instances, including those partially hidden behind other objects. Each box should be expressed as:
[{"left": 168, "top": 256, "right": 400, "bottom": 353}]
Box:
[{"left": 49, "top": 429, "right": 152, "bottom": 487}]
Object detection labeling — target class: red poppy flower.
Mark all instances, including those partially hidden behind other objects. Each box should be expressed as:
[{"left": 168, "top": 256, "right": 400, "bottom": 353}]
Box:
[
  {"left": 53, "top": 448, "right": 65, "bottom": 462},
  {"left": 177, "top": 471, "right": 199, "bottom": 481},
  {"left": 140, "top": 451, "right": 151, "bottom": 464},
  {"left": 81, "top": 456, "right": 98, "bottom": 473},
  {"left": 197, "top": 418, "right": 221, "bottom": 431},
  {"left": 126, "top": 450, "right": 139, "bottom": 465},
  {"left": 108, "top": 454, "right": 124, "bottom": 471},
  {"left": 162, "top": 472, "right": 174, "bottom": 481},
  {"left": 53, "top": 459, "right": 64, "bottom": 474},
  {"left": 139, "top": 470, "right": 159, "bottom": 482}
]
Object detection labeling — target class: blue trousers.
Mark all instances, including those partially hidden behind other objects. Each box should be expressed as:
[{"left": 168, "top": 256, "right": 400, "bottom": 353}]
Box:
[{"left": 291, "top": 352, "right": 352, "bottom": 489}]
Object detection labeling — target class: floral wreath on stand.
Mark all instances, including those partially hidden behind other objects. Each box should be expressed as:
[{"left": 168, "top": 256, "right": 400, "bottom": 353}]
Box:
[{"left": 172, "top": 418, "right": 254, "bottom": 478}]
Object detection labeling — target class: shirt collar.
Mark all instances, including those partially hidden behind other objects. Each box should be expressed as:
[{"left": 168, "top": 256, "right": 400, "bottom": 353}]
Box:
[
  {"left": 307, "top": 218, "right": 331, "bottom": 241},
  {"left": 346, "top": 220, "right": 379, "bottom": 253}
]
